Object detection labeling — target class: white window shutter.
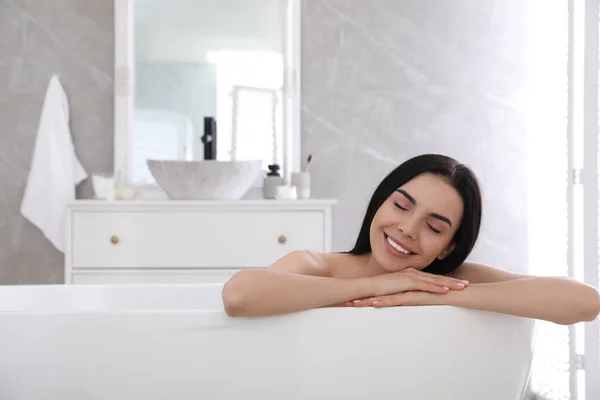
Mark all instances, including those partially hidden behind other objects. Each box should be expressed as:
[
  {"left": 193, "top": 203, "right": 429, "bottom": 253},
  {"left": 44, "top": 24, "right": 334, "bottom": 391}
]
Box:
[
  {"left": 528, "top": 1, "right": 600, "bottom": 399},
  {"left": 231, "top": 85, "right": 282, "bottom": 171}
]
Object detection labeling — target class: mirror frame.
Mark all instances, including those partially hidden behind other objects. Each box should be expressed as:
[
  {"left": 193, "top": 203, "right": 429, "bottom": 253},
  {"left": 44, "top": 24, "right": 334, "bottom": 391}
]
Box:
[{"left": 113, "top": 0, "right": 302, "bottom": 189}]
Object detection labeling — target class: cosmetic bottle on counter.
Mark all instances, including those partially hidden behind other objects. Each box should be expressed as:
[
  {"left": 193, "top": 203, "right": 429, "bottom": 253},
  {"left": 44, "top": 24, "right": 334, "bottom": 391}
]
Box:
[
  {"left": 263, "top": 164, "right": 284, "bottom": 199},
  {"left": 292, "top": 171, "right": 311, "bottom": 199},
  {"left": 114, "top": 170, "right": 135, "bottom": 200}
]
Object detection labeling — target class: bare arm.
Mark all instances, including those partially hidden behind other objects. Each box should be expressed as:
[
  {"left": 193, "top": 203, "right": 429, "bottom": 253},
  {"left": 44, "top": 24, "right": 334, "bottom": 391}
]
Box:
[
  {"left": 221, "top": 251, "right": 467, "bottom": 318},
  {"left": 445, "top": 262, "right": 600, "bottom": 324},
  {"left": 221, "top": 251, "right": 374, "bottom": 317},
  {"left": 435, "top": 277, "right": 599, "bottom": 325},
  {"left": 447, "top": 261, "right": 530, "bottom": 283},
  {"left": 368, "top": 261, "right": 600, "bottom": 325}
]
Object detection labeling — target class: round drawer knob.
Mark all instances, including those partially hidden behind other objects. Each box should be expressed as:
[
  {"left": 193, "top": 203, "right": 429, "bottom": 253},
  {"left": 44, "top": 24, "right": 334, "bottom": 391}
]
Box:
[
  {"left": 278, "top": 235, "right": 287, "bottom": 244},
  {"left": 110, "top": 236, "right": 119, "bottom": 245}
]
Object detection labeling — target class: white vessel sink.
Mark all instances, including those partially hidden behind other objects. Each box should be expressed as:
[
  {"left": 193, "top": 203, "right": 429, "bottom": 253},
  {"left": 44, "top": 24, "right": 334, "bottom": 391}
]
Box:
[{"left": 146, "top": 159, "right": 262, "bottom": 200}]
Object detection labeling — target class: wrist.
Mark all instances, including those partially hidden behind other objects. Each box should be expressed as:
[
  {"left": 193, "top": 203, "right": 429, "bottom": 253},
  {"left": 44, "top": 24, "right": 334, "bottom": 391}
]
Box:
[
  {"left": 356, "top": 276, "right": 379, "bottom": 298},
  {"left": 436, "top": 285, "right": 473, "bottom": 306}
]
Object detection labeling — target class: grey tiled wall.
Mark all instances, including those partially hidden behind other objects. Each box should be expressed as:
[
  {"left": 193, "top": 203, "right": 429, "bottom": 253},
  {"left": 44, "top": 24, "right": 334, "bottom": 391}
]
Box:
[
  {"left": 0, "top": 0, "right": 113, "bottom": 283},
  {"left": 0, "top": 0, "right": 530, "bottom": 283},
  {"left": 301, "top": 0, "right": 529, "bottom": 272}
]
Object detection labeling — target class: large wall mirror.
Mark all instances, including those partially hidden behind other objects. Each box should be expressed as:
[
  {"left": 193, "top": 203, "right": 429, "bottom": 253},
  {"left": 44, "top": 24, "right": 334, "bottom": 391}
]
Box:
[{"left": 114, "top": 0, "right": 301, "bottom": 190}]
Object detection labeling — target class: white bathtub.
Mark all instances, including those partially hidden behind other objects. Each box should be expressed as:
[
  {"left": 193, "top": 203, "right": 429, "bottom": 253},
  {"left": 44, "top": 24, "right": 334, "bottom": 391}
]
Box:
[{"left": 0, "top": 284, "right": 534, "bottom": 400}]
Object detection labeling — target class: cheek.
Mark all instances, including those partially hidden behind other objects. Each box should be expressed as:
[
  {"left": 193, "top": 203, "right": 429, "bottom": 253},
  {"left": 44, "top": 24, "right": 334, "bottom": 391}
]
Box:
[
  {"left": 382, "top": 203, "right": 407, "bottom": 224},
  {"left": 418, "top": 232, "right": 451, "bottom": 257},
  {"left": 371, "top": 206, "right": 394, "bottom": 228},
  {"left": 369, "top": 210, "right": 386, "bottom": 239}
]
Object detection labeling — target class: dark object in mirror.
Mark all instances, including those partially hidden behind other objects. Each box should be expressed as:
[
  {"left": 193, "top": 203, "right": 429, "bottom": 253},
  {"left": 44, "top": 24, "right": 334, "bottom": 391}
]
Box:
[
  {"left": 267, "top": 164, "right": 281, "bottom": 177},
  {"left": 202, "top": 117, "right": 217, "bottom": 160}
]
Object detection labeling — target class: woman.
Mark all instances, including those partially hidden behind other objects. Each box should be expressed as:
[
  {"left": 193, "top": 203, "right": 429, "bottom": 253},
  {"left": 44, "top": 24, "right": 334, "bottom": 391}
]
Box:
[{"left": 222, "top": 154, "right": 600, "bottom": 324}]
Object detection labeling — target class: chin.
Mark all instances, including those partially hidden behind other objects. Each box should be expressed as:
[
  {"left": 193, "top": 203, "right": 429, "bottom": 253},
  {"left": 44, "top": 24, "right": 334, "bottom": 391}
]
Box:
[
  {"left": 371, "top": 248, "right": 411, "bottom": 273},
  {"left": 381, "top": 263, "right": 408, "bottom": 273},
  {"left": 384, "top": 259, "right": 415, "bottom": 272},
  {"left": 373, "top": 245, "right": 434, "bottom": 274}
]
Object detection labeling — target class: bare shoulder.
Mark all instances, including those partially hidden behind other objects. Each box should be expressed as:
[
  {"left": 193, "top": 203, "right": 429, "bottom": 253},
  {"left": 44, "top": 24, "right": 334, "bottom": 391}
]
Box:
[
  {"left": 448, "top": 261, "right": 530, "bottom": 284},
  {"left": 321, "top": 252, "right": 370, "bottom": 278},
  {"left": 267, "top": 250, "right": 333, "bottom": 277}
]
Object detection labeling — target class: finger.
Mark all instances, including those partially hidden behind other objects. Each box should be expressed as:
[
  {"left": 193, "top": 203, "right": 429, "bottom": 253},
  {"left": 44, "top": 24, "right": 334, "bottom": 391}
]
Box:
[
  {"left": 410, "top": 281, "right": 450, "bottom": 294},
  {"left": 373, "top": 294, "right": 403, "bottom": 308},
  {"left": 353, "top": 297, "right": 378, "bottom": 307},
  {"left": 415, "top": 272, "right": 468, "bottom": 290},
  {"left": 352, "top": 297, "right": 380, "bottom": 307},
  {"left": 374, "top": 292, "right": 426, "bottom": 307},
  {"left": 430, "top": 277, "right": 466, "bottom": 290}
]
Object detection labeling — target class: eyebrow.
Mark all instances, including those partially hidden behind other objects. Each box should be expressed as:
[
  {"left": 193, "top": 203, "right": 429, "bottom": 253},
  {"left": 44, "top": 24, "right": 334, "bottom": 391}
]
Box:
[{"left": 395, "top": 189, "right": 453, "bottom": 227}]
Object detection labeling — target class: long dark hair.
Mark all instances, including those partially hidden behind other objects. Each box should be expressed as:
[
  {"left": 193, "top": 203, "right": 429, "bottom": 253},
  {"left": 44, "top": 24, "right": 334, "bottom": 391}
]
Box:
[{"left": 348, "top": 154, "right": 483, "bottom": 275}]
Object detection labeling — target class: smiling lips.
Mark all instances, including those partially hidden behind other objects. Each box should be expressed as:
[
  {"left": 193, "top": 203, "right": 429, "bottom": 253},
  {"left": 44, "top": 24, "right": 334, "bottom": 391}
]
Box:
[{"left": 384, "top": 233, "right": 417, "bottom": 256}]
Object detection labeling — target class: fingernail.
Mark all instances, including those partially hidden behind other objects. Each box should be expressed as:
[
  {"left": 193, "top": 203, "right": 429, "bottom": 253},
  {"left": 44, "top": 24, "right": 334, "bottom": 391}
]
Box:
[
  {"left": 455, "top": 282, "right": 464, "bottom": 287},
  {"left": 461, "top": 280, "right": 469, "bottom": 284},
  {"left": 353, "top": 300, "right": 361, "bottom": 303},
  {"left": 442, "top": 286, "right": 449, "bottom": 291},
  {"left": 373, "top": 301, "right": 381, "bottom": 307}
]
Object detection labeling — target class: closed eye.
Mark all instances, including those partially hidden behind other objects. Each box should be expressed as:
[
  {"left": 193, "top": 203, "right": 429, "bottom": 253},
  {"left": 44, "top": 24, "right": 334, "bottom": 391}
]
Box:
[
  {"left": 393, "top": 201, "right": 408, "bottom": 211},
  {"left": 427, "top": 224, "right": 442, "bottom": 234}
]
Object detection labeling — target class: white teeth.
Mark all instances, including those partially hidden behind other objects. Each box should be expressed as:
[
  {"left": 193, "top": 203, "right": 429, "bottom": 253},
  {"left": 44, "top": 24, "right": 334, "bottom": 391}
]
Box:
[{"left": 386, "top": 235, "right": 412, "bottom": 255}]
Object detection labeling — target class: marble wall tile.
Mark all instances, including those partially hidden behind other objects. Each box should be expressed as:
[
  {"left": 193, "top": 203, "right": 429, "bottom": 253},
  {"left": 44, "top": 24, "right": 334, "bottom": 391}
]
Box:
[
  {"left": 302, "top": 0, "right": 531, "bottom": 273},
  {"left": 0, "top": 0, "right": 113, "bottom": 284},
  {"left": 1, "top": 0, "right": 539, "bottom": 282}
]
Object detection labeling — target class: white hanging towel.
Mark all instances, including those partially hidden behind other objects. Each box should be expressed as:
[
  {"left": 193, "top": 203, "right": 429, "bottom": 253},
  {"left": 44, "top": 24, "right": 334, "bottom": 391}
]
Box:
[{"left": 20, "top": 75, "right": 88, "bottom": 253}]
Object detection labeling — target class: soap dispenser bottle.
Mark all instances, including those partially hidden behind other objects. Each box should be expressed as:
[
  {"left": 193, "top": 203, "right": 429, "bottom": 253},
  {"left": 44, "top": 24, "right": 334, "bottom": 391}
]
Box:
[{"left": 263, "top": 164, "right": 284, "bottom": 199}]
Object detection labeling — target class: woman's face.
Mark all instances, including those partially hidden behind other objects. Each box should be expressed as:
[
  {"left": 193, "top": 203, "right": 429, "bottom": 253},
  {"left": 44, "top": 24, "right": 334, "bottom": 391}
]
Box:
[{"left": 369, "top": 173, "right": 464, "bottom": 272}]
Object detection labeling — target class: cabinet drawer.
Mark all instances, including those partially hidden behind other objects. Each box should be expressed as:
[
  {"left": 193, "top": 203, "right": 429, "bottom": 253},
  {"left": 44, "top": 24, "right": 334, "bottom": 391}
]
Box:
[
  {"left": 71, "top": 269, "right": 239, "bottom": 285},
  {"left": 71, "top": 210, "right": 324, "bottom": 268}
]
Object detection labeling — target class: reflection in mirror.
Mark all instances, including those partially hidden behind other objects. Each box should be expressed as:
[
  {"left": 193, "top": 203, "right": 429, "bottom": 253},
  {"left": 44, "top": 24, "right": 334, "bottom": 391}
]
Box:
[{"left": 132, "top": 0, "right": 286, "bottom": 185}]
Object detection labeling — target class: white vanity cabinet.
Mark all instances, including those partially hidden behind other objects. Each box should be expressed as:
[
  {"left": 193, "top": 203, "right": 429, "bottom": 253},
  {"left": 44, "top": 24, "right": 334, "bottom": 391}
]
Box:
[{"left": 65, "top": 200, "right": 335, "bottom": 285}]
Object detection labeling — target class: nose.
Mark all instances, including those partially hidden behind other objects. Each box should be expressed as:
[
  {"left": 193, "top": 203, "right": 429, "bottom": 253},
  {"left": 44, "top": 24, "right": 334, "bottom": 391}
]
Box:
[{"left": 398, "top": 217, "right": 419, "bottom": 240}]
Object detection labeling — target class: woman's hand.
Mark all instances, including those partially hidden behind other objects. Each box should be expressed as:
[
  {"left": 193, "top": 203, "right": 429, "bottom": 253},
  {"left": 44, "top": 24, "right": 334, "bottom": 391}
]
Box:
[
  {"left": 345, "top": 291, "right": 440, "bottom": 308},
  {"left": 369, "top": 267, "right": 468, "bottom": 296},
  {"left": 346, "top": 268, "right": 468, "bottom": 307}
]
